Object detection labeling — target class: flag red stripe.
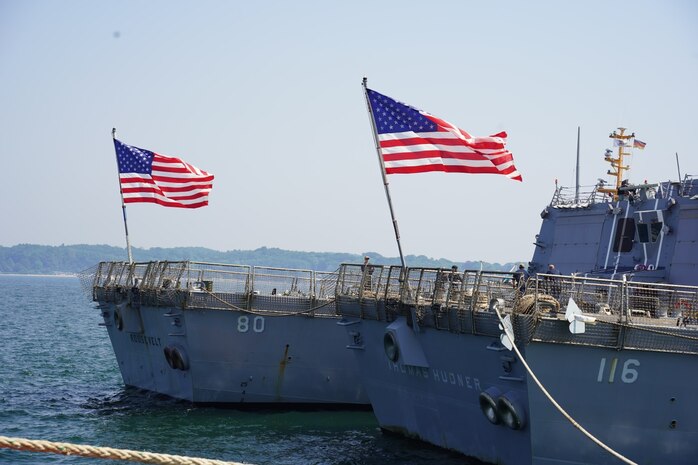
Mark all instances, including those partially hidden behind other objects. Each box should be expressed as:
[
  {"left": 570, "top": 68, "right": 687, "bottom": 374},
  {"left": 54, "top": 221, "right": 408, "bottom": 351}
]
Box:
[
  {"left": 121, "top": 185, "right": 211, "bottom": 196},
  {"left": 378, "top": 131, "right": 521, "bottom": 181},
  {"left": 150, "top": 174, "right": 214, "bottom": 184},
  {"left": 123, "top": 197, "right": 209, "bottom": 208},
  {"left": 383, "top": 150, "right": 488, "bottom": 162},
  {"left": 386, "top": 165, "right": 507, "bottom": 175},
  {"left": 379, "top": 136, "right": 505, "bottom": 150}
]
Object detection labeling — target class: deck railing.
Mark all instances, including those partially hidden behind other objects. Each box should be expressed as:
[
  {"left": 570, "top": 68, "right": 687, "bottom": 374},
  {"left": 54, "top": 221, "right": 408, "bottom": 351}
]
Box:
[
  {"left": 334, "top": 265, "right": 698, "bottom": 351},
  {"left": 86, "top": 261, "right": 340, "bottom": 316}
]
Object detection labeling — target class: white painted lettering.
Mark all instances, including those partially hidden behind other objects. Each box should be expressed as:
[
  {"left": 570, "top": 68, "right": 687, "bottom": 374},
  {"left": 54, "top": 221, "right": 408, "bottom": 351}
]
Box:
[
  {"left": 608, "top": 357, "right": 618, "bottom": 383},
  {"left": 237, "top": 315, "right": 249, "bottom": 332},
  {"left": 597, "top": 357, "right": 606, "bottom": 383},
  {"left": 621, "top": 359, "right": 640, "bottom": 383},
  {"left": 253, "top": 316, "right": 265, "bottom": 333},
  {"left": 390, "top": 365, "right": 479, "bottom": 390}
]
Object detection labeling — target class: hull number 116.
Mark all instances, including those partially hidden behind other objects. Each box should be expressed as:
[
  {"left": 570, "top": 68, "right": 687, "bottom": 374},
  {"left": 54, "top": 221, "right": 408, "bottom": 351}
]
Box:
[{"left": 597, "top": 357, "right": 640, "bottom": 383}]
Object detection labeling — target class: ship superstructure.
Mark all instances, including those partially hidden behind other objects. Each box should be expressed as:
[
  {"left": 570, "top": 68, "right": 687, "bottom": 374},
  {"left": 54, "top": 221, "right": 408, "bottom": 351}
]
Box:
[{"left": 531, "top": 128, "right": 697, "bottom": 285}]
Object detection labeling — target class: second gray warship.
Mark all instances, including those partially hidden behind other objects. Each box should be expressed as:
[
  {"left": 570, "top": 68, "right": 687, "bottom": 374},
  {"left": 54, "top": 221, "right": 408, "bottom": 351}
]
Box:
[{"left": 335, "top": 129, "right": 698, "bottom": 464}]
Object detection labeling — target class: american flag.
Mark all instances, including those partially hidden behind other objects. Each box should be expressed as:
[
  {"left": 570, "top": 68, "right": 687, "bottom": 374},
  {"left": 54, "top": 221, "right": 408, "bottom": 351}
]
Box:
[
  {"left": 114, "top": 139, "right": 214, "bottom": 208},
  {"left": 366, "top": 89, "right": 522, "bottom": 181}
]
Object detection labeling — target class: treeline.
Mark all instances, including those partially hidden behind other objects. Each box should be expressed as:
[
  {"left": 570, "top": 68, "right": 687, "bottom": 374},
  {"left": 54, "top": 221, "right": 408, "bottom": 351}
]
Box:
[{"left": 0, "top": 244, "right": 516, "bottom": 274}]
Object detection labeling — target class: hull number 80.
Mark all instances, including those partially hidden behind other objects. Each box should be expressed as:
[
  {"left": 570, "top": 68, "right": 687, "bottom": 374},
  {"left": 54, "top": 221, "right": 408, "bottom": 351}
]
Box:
[{"left": 237, "top": 315, "right": 265, "bottom": 333}]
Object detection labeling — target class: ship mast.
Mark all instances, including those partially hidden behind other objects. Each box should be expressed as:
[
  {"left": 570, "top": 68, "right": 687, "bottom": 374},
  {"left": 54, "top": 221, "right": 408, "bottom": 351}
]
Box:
[{"left": 598, "top": 127, "right": 634, "bottom": 200}]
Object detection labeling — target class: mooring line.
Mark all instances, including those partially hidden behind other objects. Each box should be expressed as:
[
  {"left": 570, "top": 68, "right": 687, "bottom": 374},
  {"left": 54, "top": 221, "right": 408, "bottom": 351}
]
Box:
[
  {"left": 0, "top": 435, "right": 251, "bottom": 465},
  {"left": 493, "top": 306, "right": 638, "bottom": 465}
]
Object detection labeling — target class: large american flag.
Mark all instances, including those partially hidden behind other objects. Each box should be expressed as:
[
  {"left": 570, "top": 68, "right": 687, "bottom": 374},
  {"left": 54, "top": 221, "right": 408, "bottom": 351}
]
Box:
[
  {"left": 114, "top": 139, "right": 214, "bottom": 208},
  {"left": 366, "top": 89, "right": 522, "bottom": 181}
]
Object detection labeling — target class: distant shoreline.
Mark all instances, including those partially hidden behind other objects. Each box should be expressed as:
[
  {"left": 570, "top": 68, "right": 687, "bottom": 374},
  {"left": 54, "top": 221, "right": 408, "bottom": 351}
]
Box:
[
  {"left": 0, "top": 273, "right": 77, "bottom": 278},
  {"left": 0, "top": 244, "right": 516, "bottom": 275}
]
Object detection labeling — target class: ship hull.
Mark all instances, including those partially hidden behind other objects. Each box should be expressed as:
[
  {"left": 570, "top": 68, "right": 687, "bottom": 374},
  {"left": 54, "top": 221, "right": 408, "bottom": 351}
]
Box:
[
  {"left": 345, "top": 313, "right": 698, "bottom": 465},
  {"left": 525, "top": 341, "right": 698, "bottom": 465},
  {"left": 100, "top": 301, "right": 369, "bottom": 406},
  {"left": 343, "top": 315, "right": 532, "bottom": 465}
]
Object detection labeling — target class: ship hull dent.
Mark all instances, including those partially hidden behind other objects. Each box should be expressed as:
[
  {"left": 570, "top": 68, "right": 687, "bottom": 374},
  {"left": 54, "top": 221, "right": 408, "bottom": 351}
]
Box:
[
  {"left": 526, "top": 342, "right": 698, "bottom": 465},
  {"left": 101, "top": 303, "right": 369, "bottom": 405},
  {"left": 346, "top": 317, "right": 532, "bottom": 465}
]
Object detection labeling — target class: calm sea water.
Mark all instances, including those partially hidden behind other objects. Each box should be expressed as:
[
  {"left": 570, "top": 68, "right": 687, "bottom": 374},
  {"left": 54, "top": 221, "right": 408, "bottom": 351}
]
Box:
[{"left": 0, "top": 275, "right": 470, "bottom": 465}]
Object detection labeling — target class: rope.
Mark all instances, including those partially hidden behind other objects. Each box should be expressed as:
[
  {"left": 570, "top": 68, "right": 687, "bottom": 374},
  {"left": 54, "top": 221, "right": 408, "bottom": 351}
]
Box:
[
  {"left": 0, "top": 435, "right": 249, "bottom": 465},
  {"left": 494, "top": 308, "right": 639, "bottom": 465},
  {"left": 200, "top": 288, "right": 337, "bottom": 317},
  {"left": 608, "top": 319, "right": 698, "bottom": 342}
]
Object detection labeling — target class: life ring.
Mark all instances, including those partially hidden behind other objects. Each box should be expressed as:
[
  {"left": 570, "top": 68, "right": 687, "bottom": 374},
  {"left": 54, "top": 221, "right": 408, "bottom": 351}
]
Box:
[
  {"left": 164, "top": 345, "right": 189, "bottom": 371},
  {"left": 113, "top": 307, "right": 124, "bottom": 331},
  {"left": 479, "top": 387, "right": 503, "bottom": 425},
  {"left": 497, "top": 391, "right": 527, "bottom": 430},
  {"left": 383, "top": 331, "right": 399, "bottom": 363}
]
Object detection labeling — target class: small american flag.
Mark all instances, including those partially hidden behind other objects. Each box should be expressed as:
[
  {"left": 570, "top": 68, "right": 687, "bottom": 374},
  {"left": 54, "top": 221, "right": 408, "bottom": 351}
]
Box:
[
  {"left": 114, "top": 139, "right": 214, "bottom": 208},
  {"left": 366, "top": 89, "right": 522, "bottom": 181}
]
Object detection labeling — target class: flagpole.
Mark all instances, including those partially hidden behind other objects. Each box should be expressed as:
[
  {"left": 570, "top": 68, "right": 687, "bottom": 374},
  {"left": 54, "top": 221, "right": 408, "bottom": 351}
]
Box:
[
  {"left": 112, "top": 128, "right": 134, "bottom": 263},
  {"left": 575, "top": 126, "right": 580, "bottom": 204},
  {"left": 362, "top": 77, "right": 406, "bottom": 270}
]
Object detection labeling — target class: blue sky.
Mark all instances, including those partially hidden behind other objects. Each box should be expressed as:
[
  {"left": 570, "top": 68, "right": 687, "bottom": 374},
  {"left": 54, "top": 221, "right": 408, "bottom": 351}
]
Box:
[{"left": 1, "top": 0, "right": 696, "bottom": 264}]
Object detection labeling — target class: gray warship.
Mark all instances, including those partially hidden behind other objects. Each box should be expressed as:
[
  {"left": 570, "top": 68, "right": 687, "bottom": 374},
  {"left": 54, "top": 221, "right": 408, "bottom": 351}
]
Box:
[
  {"left": 334, "top": 129, "right": 698, "bottom": 464},
  {"left": 81, "top": 261, "right": 369, "bottom": 406}
]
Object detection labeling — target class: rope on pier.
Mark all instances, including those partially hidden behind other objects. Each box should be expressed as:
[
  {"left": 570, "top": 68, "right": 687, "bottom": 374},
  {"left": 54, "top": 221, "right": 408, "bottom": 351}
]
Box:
[
  {"left": 0, "top": 435, "right": 250, "bottom": 465},
  {"left": 493, "top": 307, "right": 639, "bottom": 465}
]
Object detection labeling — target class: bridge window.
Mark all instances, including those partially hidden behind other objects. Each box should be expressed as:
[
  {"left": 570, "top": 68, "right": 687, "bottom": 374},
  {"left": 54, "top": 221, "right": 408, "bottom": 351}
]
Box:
[
  {"left": 613, "top": 218, "right": 635, "bottom": 253},
  {"left": 637, "top": 222, "right": 662, "bottom": 243}
]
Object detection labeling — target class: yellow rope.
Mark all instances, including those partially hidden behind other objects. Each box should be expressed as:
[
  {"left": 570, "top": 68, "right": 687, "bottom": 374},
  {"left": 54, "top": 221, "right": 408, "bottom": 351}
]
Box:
[{"left": 0, "top": 435, "right": 250, "bottom": 465}]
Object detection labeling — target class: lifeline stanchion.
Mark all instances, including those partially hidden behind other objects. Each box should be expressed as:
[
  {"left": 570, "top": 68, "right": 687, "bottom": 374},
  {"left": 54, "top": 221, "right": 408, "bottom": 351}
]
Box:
[{"left": 0, "top": 435, "right": 251, "bottom": 465}]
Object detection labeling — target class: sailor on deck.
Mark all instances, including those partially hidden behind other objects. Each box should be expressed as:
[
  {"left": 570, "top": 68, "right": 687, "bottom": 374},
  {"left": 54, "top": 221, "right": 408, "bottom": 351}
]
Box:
[
  {"left": 512, "top": 264, "right": 529, "bottom": 293},
  {"left": 447, "top": 265, "right": 463, "bottom": 300},
  {"left": 361, "top": 256, "right": 374, "bottom": 292},
  {"left": 544, "top": 264, "right": 561, "bottom": 299}
]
